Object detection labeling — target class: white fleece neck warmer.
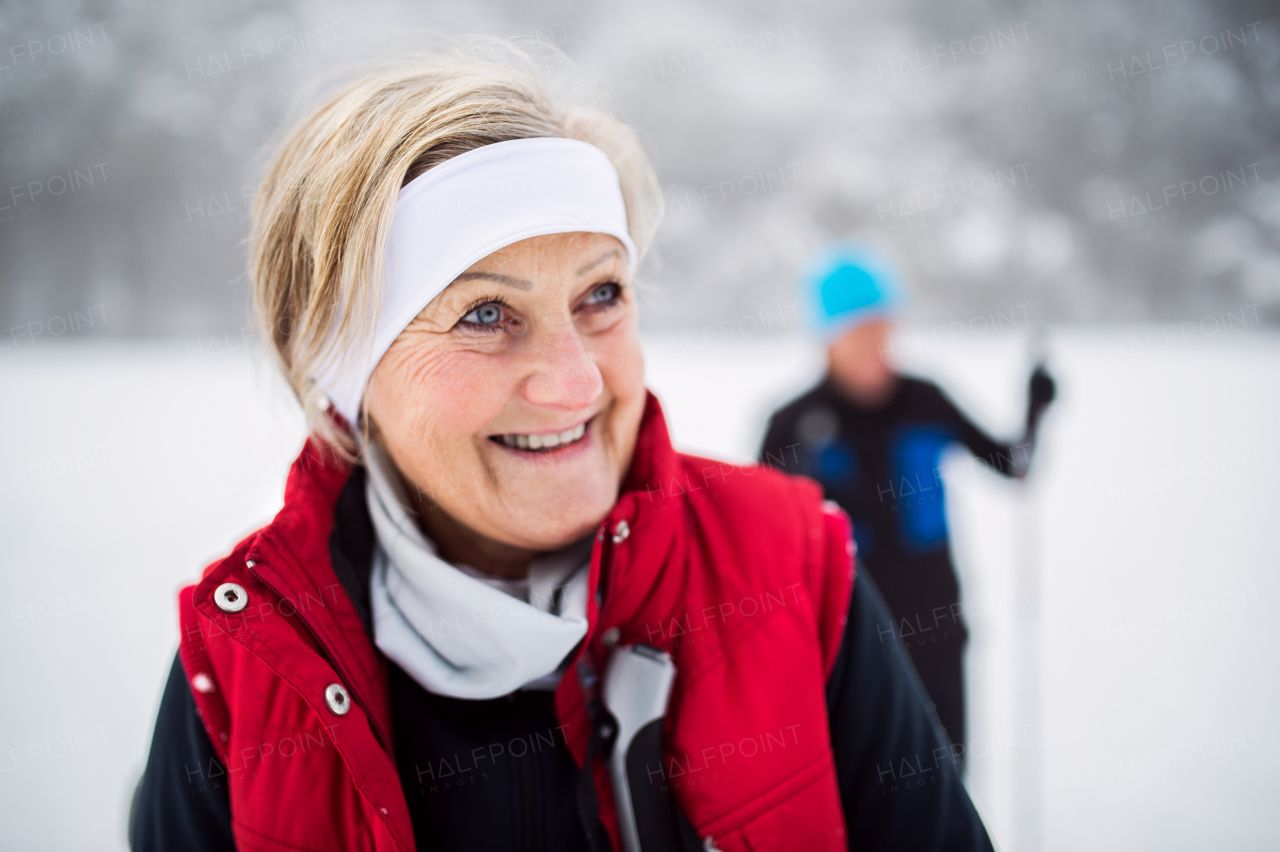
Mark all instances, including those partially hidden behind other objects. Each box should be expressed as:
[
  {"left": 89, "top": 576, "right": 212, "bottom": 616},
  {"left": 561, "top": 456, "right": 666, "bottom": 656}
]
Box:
[{"left": 364, "top": 443, "right": 591, "bottom": 699}]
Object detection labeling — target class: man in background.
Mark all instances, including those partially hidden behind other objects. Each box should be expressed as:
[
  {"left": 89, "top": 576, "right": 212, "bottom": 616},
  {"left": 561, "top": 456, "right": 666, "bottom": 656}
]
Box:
[{"left": 760, "top": 245, "right": 1055, "bottom": 750}]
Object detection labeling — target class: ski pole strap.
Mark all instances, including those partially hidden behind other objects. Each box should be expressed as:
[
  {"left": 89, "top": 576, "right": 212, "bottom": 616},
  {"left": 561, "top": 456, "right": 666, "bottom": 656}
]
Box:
[{"left": 575, "top": 653, "right": 614, "bottom": 852}]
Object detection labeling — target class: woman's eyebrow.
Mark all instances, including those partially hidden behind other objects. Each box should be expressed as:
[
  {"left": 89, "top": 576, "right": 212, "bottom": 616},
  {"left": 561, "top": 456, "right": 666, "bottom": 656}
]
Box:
[
  {"left": 454, "top": 271, "right": 533, "bottom": 289},
  {"left": 576, "top": 249, "right": 621, "bottom": 276}
]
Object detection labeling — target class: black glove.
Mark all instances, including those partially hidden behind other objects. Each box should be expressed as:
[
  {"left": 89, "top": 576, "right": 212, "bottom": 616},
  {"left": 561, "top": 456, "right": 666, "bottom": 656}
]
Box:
[{"left": 1029, "top": 364, "right": 1056, "bottom": 411}]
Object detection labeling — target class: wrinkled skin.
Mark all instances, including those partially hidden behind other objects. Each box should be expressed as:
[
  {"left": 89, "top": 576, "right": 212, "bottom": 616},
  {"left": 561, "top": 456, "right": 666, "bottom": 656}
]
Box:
[{"left": 365, "top": 232, "right": 645, "bottom": 578}]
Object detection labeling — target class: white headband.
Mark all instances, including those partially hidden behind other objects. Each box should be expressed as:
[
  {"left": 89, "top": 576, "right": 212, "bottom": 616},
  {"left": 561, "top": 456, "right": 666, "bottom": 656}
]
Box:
[{"left": 320, "top": 137, "right": 637, "bottom": 427}]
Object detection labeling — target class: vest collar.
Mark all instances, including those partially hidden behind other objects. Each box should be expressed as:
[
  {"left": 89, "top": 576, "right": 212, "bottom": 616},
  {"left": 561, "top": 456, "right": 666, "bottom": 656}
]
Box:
[{"left": 621, "top": 391, "right": 682, "bottom": 498}]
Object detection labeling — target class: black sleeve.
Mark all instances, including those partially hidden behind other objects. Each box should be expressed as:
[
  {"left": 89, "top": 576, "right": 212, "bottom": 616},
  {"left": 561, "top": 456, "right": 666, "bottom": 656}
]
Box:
[
  {"left": 928, "top": 385, "right": 1024, "bottom": 479},
  {"left": 129, "top": 653, "right": 236, "bottom": 852},
  {"left": 758, "top": 411, "right": 800, "bottom": 472},
  {"left": 827, "top": 569, "right": 993, "bottom": 851}
]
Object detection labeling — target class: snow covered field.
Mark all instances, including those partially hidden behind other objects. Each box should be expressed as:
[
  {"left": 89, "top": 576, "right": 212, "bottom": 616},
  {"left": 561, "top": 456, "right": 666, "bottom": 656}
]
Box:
[{"left": 1, "top": 328, "right": 1277, "bottom": 850}]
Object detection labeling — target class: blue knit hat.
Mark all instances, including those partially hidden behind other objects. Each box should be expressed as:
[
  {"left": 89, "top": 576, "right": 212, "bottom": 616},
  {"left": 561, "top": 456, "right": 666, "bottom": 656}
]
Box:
[{"left": 802, "top": 244, "right": 904, "bottom": 339}]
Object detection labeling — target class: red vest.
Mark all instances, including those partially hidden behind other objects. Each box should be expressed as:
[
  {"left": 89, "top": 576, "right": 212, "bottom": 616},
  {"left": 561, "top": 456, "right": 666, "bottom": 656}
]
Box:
[{"left": 179, "top": 393, "right": 854, "bottom": 851}]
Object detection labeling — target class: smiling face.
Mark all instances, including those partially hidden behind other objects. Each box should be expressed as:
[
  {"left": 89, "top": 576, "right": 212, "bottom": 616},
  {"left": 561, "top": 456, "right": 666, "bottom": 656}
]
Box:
[{"left": 364, "top": 231, "right": 646, "bottom": 573}]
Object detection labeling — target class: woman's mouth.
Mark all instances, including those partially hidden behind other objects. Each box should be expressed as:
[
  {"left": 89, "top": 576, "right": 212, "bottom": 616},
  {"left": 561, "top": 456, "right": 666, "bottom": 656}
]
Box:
[{"left": 491, "top": 421, "right": 588, "bottom": 453}]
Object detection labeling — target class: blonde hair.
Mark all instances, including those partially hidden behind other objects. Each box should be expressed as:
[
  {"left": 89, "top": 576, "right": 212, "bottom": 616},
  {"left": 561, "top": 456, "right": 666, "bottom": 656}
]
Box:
[{"left": 249, "top": 38, "right": 662, "bottom": 457}]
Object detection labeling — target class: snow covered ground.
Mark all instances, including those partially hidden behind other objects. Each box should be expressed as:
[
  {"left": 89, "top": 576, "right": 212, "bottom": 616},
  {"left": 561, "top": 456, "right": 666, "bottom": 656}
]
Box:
[{"left": 1, "top": 327, "right": 1277, "bottom": 850}]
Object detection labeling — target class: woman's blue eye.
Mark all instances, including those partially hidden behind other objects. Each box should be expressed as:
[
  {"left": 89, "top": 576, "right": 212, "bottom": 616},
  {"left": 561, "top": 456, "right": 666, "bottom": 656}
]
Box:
[
  {"left": 584, "top": 282, "right": 620, "bottom": 305},
  {"left": 464, "top": 303, "right": 503, "bottom": 325}
]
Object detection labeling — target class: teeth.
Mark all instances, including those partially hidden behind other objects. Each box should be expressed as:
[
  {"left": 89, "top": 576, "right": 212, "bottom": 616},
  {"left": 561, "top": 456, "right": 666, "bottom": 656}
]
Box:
[{"left": 496, "top": 422, "right": 588, "bottom": 452}]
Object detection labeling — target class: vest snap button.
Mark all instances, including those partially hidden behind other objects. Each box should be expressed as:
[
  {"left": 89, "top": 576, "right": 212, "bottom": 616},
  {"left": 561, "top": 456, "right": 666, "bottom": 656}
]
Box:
[
  {"left": 213, "top": 582, "right": 248, "bottom": 613},
  {"left": 602, "top": 626, "right": 621, "bottom": 647},
  {"left": 324, "top": 683, "right": 351, "bottom": 716},
  {"left": 611, "top": 519, "right": 630, "bottom": 544}
]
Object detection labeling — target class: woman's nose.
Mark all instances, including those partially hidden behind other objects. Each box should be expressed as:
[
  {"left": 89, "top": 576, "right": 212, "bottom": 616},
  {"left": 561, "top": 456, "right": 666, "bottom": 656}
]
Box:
[{"left": 521, "top": 325, "right": 604, "bottom": 410}]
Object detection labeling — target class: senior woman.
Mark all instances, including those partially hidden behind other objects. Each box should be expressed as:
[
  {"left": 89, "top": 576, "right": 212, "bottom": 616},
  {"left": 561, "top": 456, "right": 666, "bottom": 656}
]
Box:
[{"left": 131, "top": 47, "right": 992, "bottom": 852}]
